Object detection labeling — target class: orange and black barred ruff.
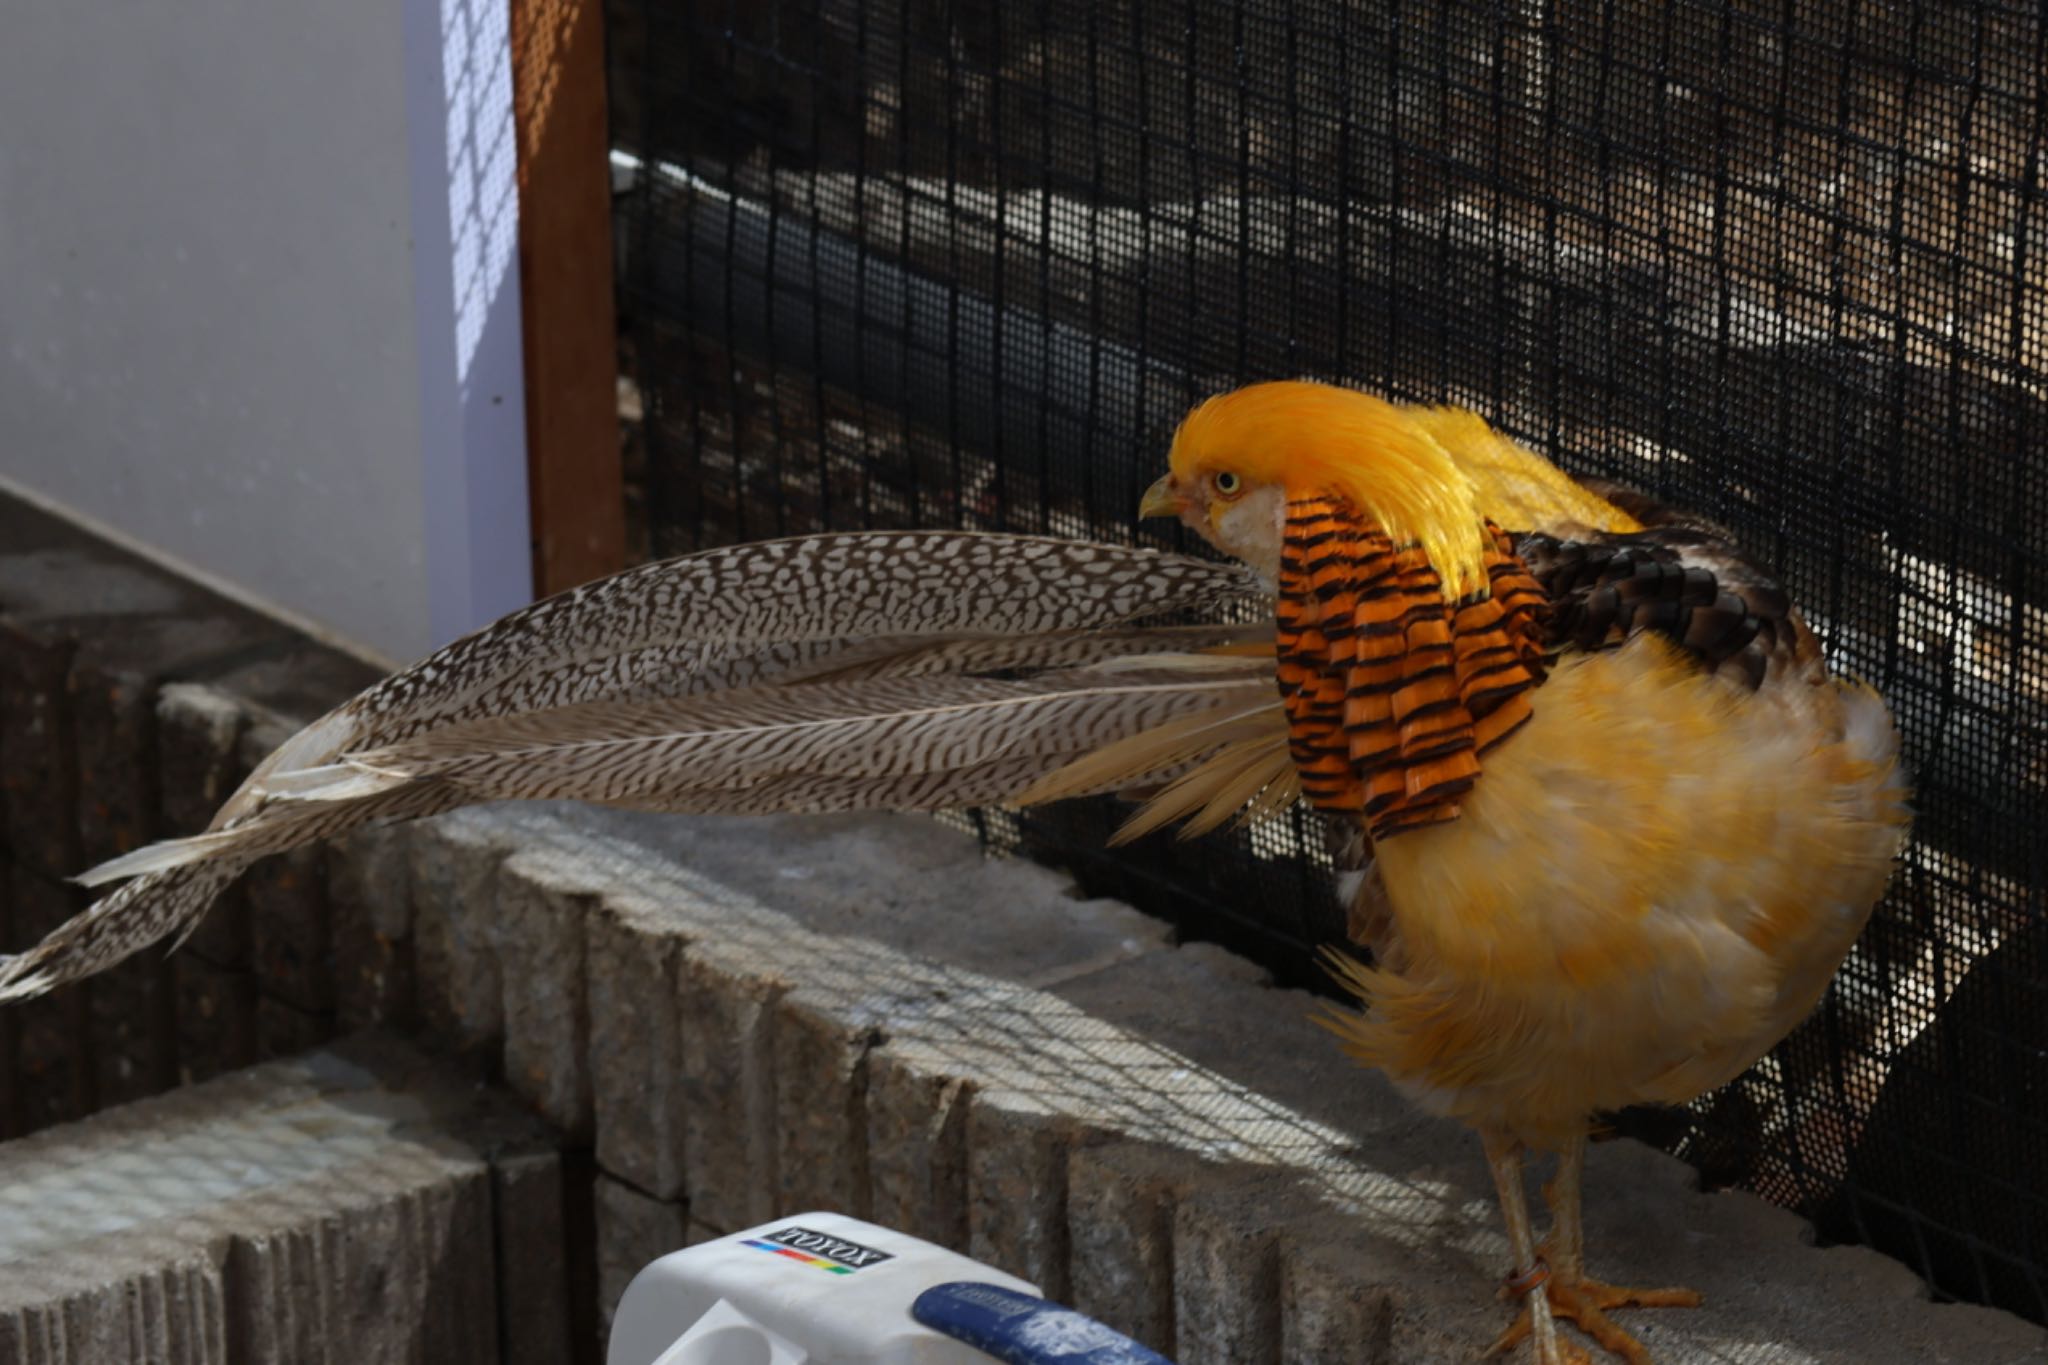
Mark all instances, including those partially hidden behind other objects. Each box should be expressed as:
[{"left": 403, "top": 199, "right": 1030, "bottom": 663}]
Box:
[{"left": 1275, "top": 497, "right": 1548, "bottom": 838}]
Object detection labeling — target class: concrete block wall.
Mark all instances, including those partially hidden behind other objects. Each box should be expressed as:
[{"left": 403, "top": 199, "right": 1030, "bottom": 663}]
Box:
[
  {"left": 344, "top": 803, "right": 2045, "bottom": 1363},
  {"left": 0, "top": 496, "right": 383, "bottom": 1138},
  {"left": 5, "top": 489, "right": 2047, "bottom": 1364},
  {"left": 0, "top": 1032, "right": 571, "bottom": 1365}
]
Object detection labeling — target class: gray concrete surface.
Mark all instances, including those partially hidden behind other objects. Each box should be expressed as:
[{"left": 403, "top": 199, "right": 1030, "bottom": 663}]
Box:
[
  {"left": 0, "top": 1033, "right": 565, "bottom": 1365},
  {"left": 396, "top": 803, "right": 2048, "bottom": 1364}
]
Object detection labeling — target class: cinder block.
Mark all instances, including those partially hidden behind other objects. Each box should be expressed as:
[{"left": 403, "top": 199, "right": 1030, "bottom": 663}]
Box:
[
  {"left": 5, "top": 864, "right": 91, "bottom": 1132},
  {"left": 1067, "top": 1142, "right": 1242, "bottom": 1357},
  {"left": 563, "top": 810, "right": 1173, "bottom": 987},
  {"left": 69, "top": 660, "right": 156, "bottom": 869},
  {"left": 0, "top": 502, "right": 295, "bottom": 875},
  {"left": 199, "top": 643, "right": 379, "bottom": 742},
  {"left": 239, "top": 721, "right": 334, "bottom": 1016},
  {"left": 585, "top": 891, "right": 689, "bottom": 1200},
  {"left": 227, "top": 1178, "right": 496, "bottom": 1363},
  {"left": 676, "top": 946, "right": 784, "bottom": 1232},
  {"left": 492, "top": 1149, "right": 575, "bottom": 1365},
  {"left": 154, "top": 683, "right": 248, "bottom": 837},
  {"left": 10, "top": 983, "right": 89, "bottom": 1136},
  {"left": 864, "top": 1050, "right": 969, "bottom": 1250},
  {"left": 69, "top": 667, "right": 176, "bottom": 1108},
  {"left": 966, "top": 1093, "right": 1088, "bottom": 1301},
  {"left": 773, "top": 993, "right": 877, "bottom": 1218},
  {"left": 68, "top": 606, "right": 280, "bottom": 865},
  {"left": 0, "top": 619, "right": 78, "bottom": 880},
  {"left": 253, "top": 995, "right": 335, "bottom": 1064},
  {"left": 326, "top": 821, "right": 417, "bottom": 1032},
  {"left": 1278, "top": 1211, "right": 1454, "bottom": 1365},
  {"left": 0, "top": 857, "right": 15, "bottom": 1140},
  {"left": 0, "top": 1032, "right": 546, "bottom": 1365},
  {"left": 1171, "top": 1172, "right": 1322, "bottom": 1365},
  {"left": 421, "top": 1046, "right": 581, "bottom": 1365},
  {"left": 88, "top": 950, "right": 177, "bottom": 1109},
  {"left": 595, "top": 1175, "right": 689, "bottom": 1332},
  {"left": 154, "top": 685, "right": 252, "bottom": 969},
  {"left": 408, "top": 815, "right": 510, "bottom": 1051},
  {"left": 0, "top": 1259, "right": 227, "bottom": 1364},
  {"left": 243, "top": 843, "right": 333, "bottom": 1016},
  {"left": 173, "top": 955, "right": 257, "bottom": 1086},
  {"left": 496, "top": 853, "right": 595, "bottom": 1139}
]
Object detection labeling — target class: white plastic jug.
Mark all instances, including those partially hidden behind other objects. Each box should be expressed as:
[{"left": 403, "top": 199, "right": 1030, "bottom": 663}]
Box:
[
  {"left": 608, "top": 1211, "right": 1036, "bottom": 1365},
  {"left": 607, "top": 1212, "right": 1175, "bottom": 1365}
]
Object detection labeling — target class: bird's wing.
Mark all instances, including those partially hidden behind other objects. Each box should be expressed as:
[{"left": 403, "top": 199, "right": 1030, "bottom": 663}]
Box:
[
  {"left": 1403, "top": 412, "right": 1821, "bottom": 688},
  {"left": 1514, "top": 504, "right": 1823, "bottom": 691},
  {"left": 1, "top": 534, "right": 1267, "bottom": 1004}
]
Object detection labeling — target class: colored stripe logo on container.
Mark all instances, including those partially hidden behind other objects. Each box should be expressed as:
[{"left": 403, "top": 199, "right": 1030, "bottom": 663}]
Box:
[
  {"left": 742, "top": 1239, "right": 857, "bottom": 1274},
  {"left": 742, "top": 1226, "right": 896, "bottom": 1275}
]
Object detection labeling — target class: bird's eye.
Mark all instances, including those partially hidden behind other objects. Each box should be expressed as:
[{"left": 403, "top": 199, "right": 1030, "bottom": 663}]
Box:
[{"left": 1213, "top": 471, "right": 1242, "bottom": 496}]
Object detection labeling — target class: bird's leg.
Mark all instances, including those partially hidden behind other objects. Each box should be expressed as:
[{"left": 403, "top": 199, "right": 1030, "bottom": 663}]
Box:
[
  {"left": 1494, "top": 1130, "right": 1702, "bottom": 1364},
  {"left": 1480, "top": 1130, "right": 1583, "bottom": 1365},
  {"left": 1546, "top": 1127, "right": 1589, "bottom": 1282}
]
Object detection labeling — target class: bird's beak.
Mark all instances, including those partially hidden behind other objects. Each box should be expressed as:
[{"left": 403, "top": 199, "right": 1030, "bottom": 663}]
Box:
[{"left": 1139, "top": 474, "right": 1181, "bottom": 520}]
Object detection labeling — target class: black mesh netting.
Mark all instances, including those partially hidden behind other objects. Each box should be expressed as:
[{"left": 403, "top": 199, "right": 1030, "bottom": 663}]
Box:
[{"left": 606, "top": 0, "right": 2048, "bottom": 1321}]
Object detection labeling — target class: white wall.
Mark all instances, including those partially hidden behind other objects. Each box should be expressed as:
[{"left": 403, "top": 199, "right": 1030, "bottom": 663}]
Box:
[{"left": 0, "top": 0, "right": 531, "bottom": 665}]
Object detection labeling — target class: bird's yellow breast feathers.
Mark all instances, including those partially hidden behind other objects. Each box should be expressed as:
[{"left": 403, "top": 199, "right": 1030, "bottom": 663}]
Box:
[{"left": 1323, "top": 636, "right": 1908, "bottom": 1142}]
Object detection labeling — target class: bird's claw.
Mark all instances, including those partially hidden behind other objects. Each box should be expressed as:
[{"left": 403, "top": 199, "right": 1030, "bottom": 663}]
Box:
[
  {"left": 1487, "top": 1271, "right": 1701, "bottom": 1365},
  {"left": 1485, "top": 1318, "right": 1593, "bottom": 1365}
]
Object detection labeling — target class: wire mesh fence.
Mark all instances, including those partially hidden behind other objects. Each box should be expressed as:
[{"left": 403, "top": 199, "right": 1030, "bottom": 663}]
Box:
[{"left": 607, "top": 0, "right": 2048, "bottom": 1321}]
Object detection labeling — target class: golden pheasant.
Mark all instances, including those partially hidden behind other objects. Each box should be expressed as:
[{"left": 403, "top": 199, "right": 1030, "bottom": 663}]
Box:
[
  {"left": 0, "top": 382, "right": 1907, "bottom": 1363},
  {"left": 1060, "top": 381, "right": 1910, "bottom": 1363}
]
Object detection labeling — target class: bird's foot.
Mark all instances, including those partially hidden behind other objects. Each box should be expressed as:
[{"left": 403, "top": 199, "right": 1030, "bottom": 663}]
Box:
[{"left": 1486, "top": 1262, "right": 1701, "bottom": 1365}]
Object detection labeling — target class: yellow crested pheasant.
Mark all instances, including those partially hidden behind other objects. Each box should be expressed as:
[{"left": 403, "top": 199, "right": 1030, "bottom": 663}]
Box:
[
  {"left": 1065, "top": 381, "right": 1911, "bottom": 1362},
  {"left": 0, "top": 381, "right": 1907, "bottom": 1364}
]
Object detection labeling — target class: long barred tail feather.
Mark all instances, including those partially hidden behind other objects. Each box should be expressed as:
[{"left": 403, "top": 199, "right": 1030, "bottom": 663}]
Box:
[
  {"left": 2, "top": 533, "right": 1277, "bottom": 1005},
  {"left": 0, "top": 781, "right": 466, "bottom": 1003},
  {"left": 0, "top": 864, "right": 245, "bottom": 1004},
  {"left": 217, "top": 533, "right": 1261, "bottom": 830}
]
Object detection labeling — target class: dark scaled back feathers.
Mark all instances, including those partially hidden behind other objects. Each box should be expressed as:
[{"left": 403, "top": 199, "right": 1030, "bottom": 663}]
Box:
[{"left": 1512, "top": 493, "right": 1820, "bottom": 690}]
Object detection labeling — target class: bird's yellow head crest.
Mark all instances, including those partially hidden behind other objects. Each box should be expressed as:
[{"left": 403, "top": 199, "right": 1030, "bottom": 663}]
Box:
[{"left": 1141, "top": 381, "right": 1489, "bottom": 597}]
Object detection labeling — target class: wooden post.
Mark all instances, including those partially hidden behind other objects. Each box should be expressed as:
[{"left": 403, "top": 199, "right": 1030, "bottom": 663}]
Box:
[{"left": 511, "top": 0, "right": 627, "bottom": 597}]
